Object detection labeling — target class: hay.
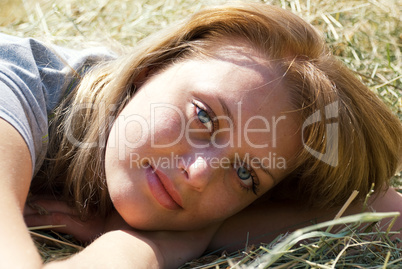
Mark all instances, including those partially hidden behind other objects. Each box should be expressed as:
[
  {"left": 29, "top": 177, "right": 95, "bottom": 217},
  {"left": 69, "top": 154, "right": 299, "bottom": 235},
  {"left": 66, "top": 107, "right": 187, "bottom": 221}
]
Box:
[
  {"left": 180, "top": 212, "right": 401, "bottom": 268},
  {"left": 2, "top": 0, "right": 401, "bottom": 267}
]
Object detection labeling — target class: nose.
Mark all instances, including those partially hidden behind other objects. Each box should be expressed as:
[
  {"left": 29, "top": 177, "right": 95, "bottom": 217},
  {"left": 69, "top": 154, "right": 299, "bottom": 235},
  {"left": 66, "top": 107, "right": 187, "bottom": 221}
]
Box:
[{"left": 180, "top": 154, "right": 223, "bottom": 192}]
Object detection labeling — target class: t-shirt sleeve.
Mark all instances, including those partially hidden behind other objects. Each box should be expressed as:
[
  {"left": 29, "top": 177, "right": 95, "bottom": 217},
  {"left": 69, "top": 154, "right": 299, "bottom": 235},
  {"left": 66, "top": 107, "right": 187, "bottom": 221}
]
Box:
[{"left": 0, "top": 33, "right": 115, "bottom": 176}]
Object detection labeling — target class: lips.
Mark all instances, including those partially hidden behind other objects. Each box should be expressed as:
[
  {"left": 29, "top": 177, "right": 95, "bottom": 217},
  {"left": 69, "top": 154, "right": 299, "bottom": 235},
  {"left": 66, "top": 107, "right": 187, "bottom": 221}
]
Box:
[{"left": 146, "top": 165, "right": 183, "bottom": 210}]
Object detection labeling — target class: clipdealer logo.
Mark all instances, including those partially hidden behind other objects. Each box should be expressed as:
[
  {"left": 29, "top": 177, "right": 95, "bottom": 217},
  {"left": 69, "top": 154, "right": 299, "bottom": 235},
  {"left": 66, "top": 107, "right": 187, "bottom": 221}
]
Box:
[
  {"left": 64, "top": 100, "right": 340, "bottom": 167},
  {"left": 302, "top": 101, "right": 339, "bottom": 167}
]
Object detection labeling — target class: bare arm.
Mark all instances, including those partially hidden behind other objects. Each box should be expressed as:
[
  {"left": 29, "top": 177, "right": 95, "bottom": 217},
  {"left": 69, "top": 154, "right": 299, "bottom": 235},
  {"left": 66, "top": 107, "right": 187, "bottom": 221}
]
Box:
[
  {"left": 207, "top": 200, "right": 330, "bottom": 252},
  {"left": 208, "top": 189, "right": 402, "bottom": 252},
  {"left": 26, "top": 205, "right": 220, "bottom": 269},
  {"left": 44, "top": 228, "right": 217, "bottom": 269},
  {"left": 0, "top": 118, "right": 42, "bottom": 268},
  {"left": 43, "top": 230, "right": 164, "bottom": 269}
]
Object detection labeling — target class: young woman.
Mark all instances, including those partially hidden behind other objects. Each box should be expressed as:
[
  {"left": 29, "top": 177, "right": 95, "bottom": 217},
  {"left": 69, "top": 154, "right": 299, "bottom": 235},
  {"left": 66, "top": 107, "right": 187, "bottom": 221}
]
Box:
[{"left": 1, "top": 2, "right": 401, "bottom": 268}]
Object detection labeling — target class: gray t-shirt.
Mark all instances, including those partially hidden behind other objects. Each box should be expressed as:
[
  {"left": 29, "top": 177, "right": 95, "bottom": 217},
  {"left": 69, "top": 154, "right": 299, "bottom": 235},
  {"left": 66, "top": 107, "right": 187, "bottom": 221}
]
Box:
[{"left": 0, "top": 33, "right": 115, "bottom": 175}]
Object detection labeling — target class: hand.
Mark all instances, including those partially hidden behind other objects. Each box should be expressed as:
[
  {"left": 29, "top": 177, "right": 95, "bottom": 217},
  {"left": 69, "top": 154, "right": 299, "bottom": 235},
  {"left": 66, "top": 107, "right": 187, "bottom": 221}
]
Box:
[{"left": 24, "top": 198, "right": 106, "bottom": 244}]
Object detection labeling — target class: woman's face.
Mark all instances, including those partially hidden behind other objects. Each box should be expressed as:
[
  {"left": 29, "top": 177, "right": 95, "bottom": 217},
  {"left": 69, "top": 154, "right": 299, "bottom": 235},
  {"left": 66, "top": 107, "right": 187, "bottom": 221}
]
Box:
[{"left": 105, "top": 43, "right": 301, "bottom": 230}]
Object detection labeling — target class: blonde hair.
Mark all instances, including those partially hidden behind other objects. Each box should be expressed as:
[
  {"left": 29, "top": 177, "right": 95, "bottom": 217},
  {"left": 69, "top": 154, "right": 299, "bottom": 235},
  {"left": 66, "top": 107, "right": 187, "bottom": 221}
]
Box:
[{"left": 32, "top": 2, "right": 402, "bottom": 218}]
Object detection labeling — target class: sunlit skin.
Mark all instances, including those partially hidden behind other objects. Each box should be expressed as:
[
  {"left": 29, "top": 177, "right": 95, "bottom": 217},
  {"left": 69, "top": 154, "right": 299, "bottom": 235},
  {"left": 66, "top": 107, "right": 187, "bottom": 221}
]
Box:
[
  {"left": 105, "top": 42, "right": 302, "bottom": 231},
  {"left": 18, "top": 41, "right": 402, "bottom": 269}
]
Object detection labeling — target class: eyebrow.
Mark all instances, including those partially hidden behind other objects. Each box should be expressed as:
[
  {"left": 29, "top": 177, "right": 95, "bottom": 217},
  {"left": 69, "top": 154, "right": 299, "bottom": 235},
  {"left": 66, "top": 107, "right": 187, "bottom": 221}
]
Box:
[
  {"left": 260, "top": 162, "right": 277, "bottom": 183},
  {"left": 216, "top": 98, "right": 277, "bottom": 182},
  {"left": 254, "top": 155, "right": 277, "bottom": 184},
  {"left": 217, "top": 97, "right": 236, "bottom": 130},
  {"left": 216, "top": 97, "right": 280, "bottom": 187}
]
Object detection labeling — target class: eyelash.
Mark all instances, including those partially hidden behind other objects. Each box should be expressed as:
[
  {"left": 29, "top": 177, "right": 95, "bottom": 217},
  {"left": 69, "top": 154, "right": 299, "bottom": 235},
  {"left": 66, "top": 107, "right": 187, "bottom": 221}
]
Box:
[
  {"left": 192, "top": 100, "right": 259, "bottom": 196},
  {"left": 192, "top": 100, "right": 218, "bottom": 134},
  {"left": 236, "top": 165, "right": 260, "bottom": 195}
]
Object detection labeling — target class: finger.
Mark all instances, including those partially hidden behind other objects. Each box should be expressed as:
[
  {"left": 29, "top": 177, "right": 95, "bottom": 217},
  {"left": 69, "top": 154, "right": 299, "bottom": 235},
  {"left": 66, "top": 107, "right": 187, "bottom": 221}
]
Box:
[
  {"left": 25, "top": 212, "right": 104, "bottom": 243},
  {"left": 24, "top": 201, "right": 49, "bottom": 216},
  {"left": 25, "top": 199, "right": 77, "bottom": 216}
]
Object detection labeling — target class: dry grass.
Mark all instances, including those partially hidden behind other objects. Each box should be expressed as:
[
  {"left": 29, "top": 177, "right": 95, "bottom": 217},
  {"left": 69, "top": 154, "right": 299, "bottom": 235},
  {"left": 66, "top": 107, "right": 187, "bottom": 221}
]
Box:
[
  {"left": 1, "top": 0, "right": 401, "bottom": 267},
  {"left": 180, "top": 212, "right": 402, "bottom": 268},
  {"left": 1, "top": 0, "right": 400, "bottom": 117}
]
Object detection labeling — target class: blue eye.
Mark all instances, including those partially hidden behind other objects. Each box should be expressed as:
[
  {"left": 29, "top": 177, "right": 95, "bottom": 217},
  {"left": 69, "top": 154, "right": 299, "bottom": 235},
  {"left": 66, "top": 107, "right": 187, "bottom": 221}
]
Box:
[
  {"left": 197, "top": 108, "right": 211, "bottom": 124},
  {"left": 237, "top": 166, "right": 251, "bottom": 180},
  {"left": 195, "top": 105, "right": 214, "bottom": 132},
  {"left": 236, "top": 165, "right": 259, "bottom": 195}
]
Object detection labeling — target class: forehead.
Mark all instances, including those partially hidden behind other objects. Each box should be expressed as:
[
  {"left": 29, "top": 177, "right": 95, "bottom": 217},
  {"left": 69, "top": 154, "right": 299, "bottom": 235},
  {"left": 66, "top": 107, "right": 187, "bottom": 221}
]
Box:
[
  {"left": 194, "top": 39, "right": 277, "bottom": 84},
  {"left": 179, "top": 42, "right": 286, "bottom": 110}
]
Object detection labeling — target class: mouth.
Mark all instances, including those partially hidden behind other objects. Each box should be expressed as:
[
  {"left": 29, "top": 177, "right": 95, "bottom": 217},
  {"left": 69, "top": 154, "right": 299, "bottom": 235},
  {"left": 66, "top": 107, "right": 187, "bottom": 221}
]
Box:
[{"left": 145, "top": 165, "right": 183, "bottom": 210}]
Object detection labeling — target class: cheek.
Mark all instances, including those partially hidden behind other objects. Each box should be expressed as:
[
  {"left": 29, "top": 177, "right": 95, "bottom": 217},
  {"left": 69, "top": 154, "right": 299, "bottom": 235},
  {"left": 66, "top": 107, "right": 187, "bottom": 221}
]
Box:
[
  {"left": 196, "top": 187, "right": 253, "bottom": 224},
  {"left": 105, "top": 172, "right": 155, "bottom": 229},
  {"left": 106, "top": 104, "right": 152, "bottom": 161},
  {"left": 151, "top": 106, "right": 187, "bottom": 147},
  {"left": 105, "top": 163, "right": 137, "bottom": 204}
]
